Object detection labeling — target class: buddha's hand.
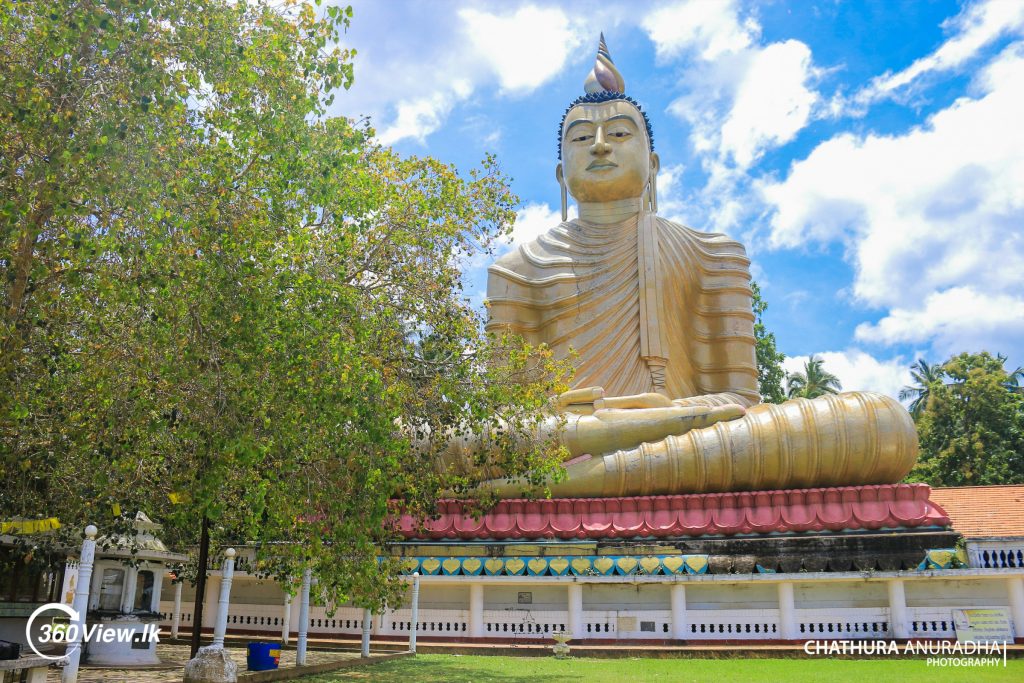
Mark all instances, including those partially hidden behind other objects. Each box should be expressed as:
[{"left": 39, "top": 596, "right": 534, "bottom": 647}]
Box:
[
  {"left": 556, "top": 387, "right": 745, "bottom": 458},
  {"left": 556, "top": 386, "right": 677, "bottom": 415}
]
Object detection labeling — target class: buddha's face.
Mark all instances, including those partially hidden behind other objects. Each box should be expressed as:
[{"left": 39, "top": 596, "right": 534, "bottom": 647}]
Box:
[{"left": 559, "top": 100, "right": 657, "bottom": 204}]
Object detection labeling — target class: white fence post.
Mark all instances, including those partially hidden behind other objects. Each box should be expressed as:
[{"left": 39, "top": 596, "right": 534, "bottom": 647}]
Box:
[
  {"left": 171, "top": 580, "right": 183, "bottom": 639},
  {"left": 281, "top": 591, "right": 292, "bottom": 646},
  {"left": 296, "top": 569, "right": 312, "bottom": 666},
  {"left": 62, "top": 524, "right": 97, "bottom": 683},
  {"left": 211, "top": 548, "right": 235, "bottom": 648},
  {"left": 409, "top": 573, "right": 420, "bottom": 654}
]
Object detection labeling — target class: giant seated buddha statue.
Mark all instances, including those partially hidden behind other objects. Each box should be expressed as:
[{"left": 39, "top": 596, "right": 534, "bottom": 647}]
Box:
[{"left": 440, "top": 37, "right": 918, "bottom": 499}]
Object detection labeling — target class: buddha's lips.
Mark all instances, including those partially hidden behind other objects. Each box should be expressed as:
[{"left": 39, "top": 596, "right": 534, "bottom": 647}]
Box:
[{"left": 587, "top": 161, "right": 617, "bottom": 170}]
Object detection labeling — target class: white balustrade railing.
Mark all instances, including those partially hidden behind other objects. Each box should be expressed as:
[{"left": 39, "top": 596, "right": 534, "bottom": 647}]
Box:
[
  {"left": 968, "top": 541, "right": 1024, "bottom": 569},
  {"left": 683, "top": 608, "right": 780, "bottom": 640},
  {"left": 483, "top": 609, "right": 566, "bottom": 638},
  {"left": 159, "top": 599, "right": 1007, "bottom": 641},
  {"left": 386, "top": 608, "right": 468, "bottom": 636},
  {"left": 795, "top": 607, "right": 890, "bottom": 639}
]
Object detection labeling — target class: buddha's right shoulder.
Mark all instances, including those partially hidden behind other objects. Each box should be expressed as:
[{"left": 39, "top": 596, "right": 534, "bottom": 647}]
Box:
[
  {"left": 489, "top": 245, "right": 527, "bottom": 273},
  {"left": 488, "top": 222, "right": 573, "bottom": 276}
]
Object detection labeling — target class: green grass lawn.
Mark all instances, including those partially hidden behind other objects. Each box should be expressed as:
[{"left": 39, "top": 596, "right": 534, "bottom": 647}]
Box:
[{"left": 301, "top": 653, "right": 1023, "bottom": 683}]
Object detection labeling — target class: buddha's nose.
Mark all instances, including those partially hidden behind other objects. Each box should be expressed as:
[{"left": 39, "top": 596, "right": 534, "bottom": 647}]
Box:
[{"left": 591, "top": 127, "right": 611, "bottom": 155}]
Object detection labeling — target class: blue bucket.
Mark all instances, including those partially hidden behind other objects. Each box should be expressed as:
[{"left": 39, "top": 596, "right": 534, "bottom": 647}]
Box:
[{"left": 246, "top": 642, "right": 280, "bottom": 671}]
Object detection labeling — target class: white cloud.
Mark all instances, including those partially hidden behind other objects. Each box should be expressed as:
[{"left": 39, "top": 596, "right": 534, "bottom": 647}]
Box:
[
  {"left": 642, "top": 0, "right": 757, "bottom": 62},
  {"left": 855, "top": 287, "right": 1024, "bottom": 357},
  {"left": 783, "top": 349, "right": 911, "bottom": 400},
  {"left": 719, "top": 40, "right": 818, "bottom": 169},
  {"left": 508, "top": 202, "right": 574, "bottom": 247},
  {"left": 459, "top": 6, "right": 582, "bottom": 94},
  {"left": 337, "top": 2, "right": 581, "bottom": 146},
  {"left": 761, "top": 42, "right": 1024, "bottom": 359},
  {"left": 847, "top": 0, "right": 1024, "bottom": 112},
  {"left": 640, "top": 1, "right": 819, "bottom": 237},
  {"left": 377, "top": 92, "right": 456, "bottom": 146},
  {"left": 655, "top": 163, "right": 686, "bottom": 224}
]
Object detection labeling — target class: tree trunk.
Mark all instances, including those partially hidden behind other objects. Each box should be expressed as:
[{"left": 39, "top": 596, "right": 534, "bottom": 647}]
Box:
[{"left": 190, "top": 515, "right": 211, "bottom": 657}]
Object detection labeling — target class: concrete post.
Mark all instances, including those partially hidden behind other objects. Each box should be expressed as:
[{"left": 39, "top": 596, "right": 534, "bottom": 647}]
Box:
[
  {"left": 777, "top": 582, "right": 796, "bottom": 640},
  {"left": 670, "top": 583, "right": 687, "bottom": 640},
  {"left": 373, "top": 611, "right": 385, "bottom": 636},
  {"left": 469, "top": 583, "right": 484, "bottom": 638},
  {"left": 204, "top": 575, "right": 220, "bottom": 631},
  {"left": 281, "top": 592, "right": 292, "bottom": 645},
  {"left": 1007, "top": 576, "right": 1024, "bottom": 641},
  {"left": 296, "top": 568, "right": 312, "bottom": 666},
  {"left": 361, "top": 608, "right": 372, "bottom": 658},
  {"left": 120, "top": 566, "right": 138, "bottom": 614},
  {"left": 887, "top": 578, "right": 909, "bottom": 639},
  {"left": 150, "top": 566, "right": 164, "bottom": 613},
  {"left": 171, "top": 580, "right": 183, "bottom": 639},
  {"left": 409, "top": 573, "right": 420, "bottom": 654},
  {"left": 211, "top": 549, "right": 236, "bottom": 648},
  {"left": 567, "top": 583, "right": 583, "bottom": 640},
  {"left": 62, "top": 524, "right": 97, "bottom": 683}
]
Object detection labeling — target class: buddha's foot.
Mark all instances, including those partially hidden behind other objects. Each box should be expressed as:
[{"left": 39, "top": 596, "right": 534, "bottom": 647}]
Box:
[{"left": 483, "top": 392, "right": 918, "bottom": 498}]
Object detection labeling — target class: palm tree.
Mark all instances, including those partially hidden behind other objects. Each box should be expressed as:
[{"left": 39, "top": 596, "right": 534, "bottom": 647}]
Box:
[
  {"left": 786, "top": 354, "right": 842, "bottom": 399},
  {"left": 996, "top": 353, "right": 1024, "bottom": 394},
  {"left": 899, "top": 359, "right": 946, "bottom": 417}
]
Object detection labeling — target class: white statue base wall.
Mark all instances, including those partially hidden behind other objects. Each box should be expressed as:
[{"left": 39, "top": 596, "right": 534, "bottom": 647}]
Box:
[{"left": 161, "top": 568, "right": 1024, "bottom": 643}]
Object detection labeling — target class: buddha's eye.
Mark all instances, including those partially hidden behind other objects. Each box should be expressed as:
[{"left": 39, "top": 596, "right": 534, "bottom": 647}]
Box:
[
  {"left": 609, "top": 131, "right": 631, "bottom": 139},
  {"left": 571, "top": 134, "right": 593, "bottom": 143}
]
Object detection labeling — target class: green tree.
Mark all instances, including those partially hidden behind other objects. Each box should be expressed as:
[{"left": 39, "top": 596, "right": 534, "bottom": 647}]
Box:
[
  {"left": 786, "top": 354, "right": 842, "bottom": 399},
  {"left": 899, "top": 359, "right": 946, "bottom": 418},
  {"left": 910, "top": 352, "right": 1024, "bottom": 486},
  {"left": 1, "top": 0, "right": 565, "bottom": 613},
  {"left": 750, "top": 282, "right": 786, "bottom": 404}
]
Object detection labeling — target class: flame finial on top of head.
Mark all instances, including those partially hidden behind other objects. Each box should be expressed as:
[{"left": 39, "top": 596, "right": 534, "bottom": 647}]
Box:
[{"left": 583, "top": 32, "right": 625, "bottom": 94}]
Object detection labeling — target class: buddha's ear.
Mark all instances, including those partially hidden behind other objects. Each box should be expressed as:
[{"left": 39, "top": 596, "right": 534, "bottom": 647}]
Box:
[
  {"left": 555, "top": 163, "right": 564, "bottom": 185},
  {"left": 650, "top": 152, "right": 660, "bottom": 175}
]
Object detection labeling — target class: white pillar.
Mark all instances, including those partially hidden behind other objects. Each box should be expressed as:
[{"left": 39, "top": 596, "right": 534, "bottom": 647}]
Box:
[
  {"left": 281, "top": 592, "right": 292, "bottom": 645},
  {"left": 777, "top": 582, "right": 796, "bottom": 640},
  {"left": 1007, "top": 577, "right": 1024, "bottom": 641},
  {"left": 409, "top": 573, "right": 420, "bottom": 654},
  {"left": 469, "top": 583, "right": 484, "bottom": 638},
  {"left": 120, "top": 567, "right": 138, "bottom": 614},
  {"left": 567, "top": 583, "right": 583, "bottom": 640},
  {"left": 204, "top": 575, "right": 220, "bottom": 630},
  {"left": 171, "top": 580, "right": 183, "bottom": 639},
  {"left": 62, "top": 524, "right": 97, "bottom": 683},
  {"left": 670, "top": 584, "right": 687, "bottom": 640},
  {"left": 211, "top": 548, "right": 236, "bottom": 648},
  {"left": 361, "top": 608, "right": 372, "bottom": 658},
  {"left": 150, "top": 566, "right": 164, "bottom": 613},
  {"left": 887, "top": 578, "right": 909, "bottom": 639},
  {"left": 373, "top": 612, "right": 385, "bottom": 636},
  {"left": 296, "top": 568, "right": 312, "bottom": 666}
]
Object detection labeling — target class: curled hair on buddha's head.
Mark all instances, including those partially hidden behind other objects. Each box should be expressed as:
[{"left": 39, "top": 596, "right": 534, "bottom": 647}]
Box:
[
  {"left": 558, "top": 33, "right": 654, "bottom": 160},
  {"left": 558, "top": 91, "right": 654, "bottom": 160}
]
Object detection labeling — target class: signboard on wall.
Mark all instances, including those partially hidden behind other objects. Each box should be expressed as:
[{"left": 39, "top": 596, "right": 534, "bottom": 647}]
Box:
[{"left": 953, "top": 608, "right": 1013, "bottom": 642}]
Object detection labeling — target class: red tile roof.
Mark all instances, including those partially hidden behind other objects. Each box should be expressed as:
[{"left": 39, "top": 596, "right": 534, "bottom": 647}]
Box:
[{"left": 929, "top": 485, "right": 1024, "bottom": 538}]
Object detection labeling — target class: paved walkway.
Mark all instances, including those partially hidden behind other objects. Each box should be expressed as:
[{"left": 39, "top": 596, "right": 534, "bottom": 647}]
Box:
[{"left": 46, "top": 643, "right": 366, "bottom": 683}]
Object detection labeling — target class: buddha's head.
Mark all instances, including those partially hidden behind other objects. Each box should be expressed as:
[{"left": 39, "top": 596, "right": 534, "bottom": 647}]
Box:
[{"left": 557, "top": 35, "right": 659, "bottom": 206}]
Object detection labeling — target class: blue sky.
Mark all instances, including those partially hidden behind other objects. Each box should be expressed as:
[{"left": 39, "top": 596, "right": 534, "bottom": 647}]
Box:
[{"left": 329, "top": 0, "right": 1024, "bottom": 398}]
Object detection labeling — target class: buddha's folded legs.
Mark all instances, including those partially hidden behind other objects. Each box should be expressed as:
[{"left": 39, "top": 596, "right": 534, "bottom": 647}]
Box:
[{"left": 486, "top": 392, "right": 918, "bottom": 498}]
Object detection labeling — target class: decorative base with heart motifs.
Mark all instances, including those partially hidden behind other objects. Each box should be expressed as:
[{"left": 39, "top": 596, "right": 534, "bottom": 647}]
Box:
[{"left": 391, "top": 484, "right": 957, "bottom": 574}]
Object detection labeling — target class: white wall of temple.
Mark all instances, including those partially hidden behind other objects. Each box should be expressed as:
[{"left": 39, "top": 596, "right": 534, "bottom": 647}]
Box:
[{"left": 159, "top": 569, "right": 1024, "bottom": 642}]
